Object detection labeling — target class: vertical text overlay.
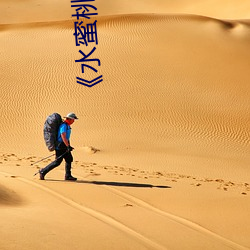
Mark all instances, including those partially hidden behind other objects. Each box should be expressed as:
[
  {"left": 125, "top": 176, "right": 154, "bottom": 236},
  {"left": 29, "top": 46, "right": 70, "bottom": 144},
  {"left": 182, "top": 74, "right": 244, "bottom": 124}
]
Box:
[{"left": 71, "top": 0, "right": 103, "bottom": 87}]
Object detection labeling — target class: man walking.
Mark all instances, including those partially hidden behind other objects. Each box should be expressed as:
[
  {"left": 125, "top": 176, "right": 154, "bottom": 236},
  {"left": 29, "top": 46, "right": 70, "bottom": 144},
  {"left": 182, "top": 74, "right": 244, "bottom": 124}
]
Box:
[{"left": 39, "top": 112, "right": 78, "bottom": 181}]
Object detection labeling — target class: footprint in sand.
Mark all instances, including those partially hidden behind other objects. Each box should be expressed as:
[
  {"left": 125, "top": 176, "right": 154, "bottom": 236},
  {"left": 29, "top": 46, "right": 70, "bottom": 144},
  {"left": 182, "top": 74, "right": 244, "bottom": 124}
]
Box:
[{"left": 124, "top": 203, "right": 133, "bottom": 207}]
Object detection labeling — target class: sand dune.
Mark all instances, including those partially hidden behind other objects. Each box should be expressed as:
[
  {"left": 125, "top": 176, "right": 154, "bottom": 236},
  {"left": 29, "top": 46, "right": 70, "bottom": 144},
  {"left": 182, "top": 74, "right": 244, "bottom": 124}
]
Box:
[
  {"left": 1, "top": 1, "right": 250, "bottom": 249},
  {"left": 1, "top": 0, "right": 250, "bottom": 24},
  {"left": 1, "top": 14, "right": 250, "bottom": 179}
]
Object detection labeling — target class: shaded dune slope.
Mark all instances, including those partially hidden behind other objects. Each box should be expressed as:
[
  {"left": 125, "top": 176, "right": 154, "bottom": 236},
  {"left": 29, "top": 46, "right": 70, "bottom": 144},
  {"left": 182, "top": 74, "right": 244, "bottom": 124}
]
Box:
[{"left": 0, "top": 184, "right": 23, "bottom": 206}]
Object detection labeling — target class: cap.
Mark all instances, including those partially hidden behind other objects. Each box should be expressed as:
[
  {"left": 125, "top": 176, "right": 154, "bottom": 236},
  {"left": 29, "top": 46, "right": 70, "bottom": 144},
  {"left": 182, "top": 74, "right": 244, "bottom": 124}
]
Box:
[{"left": 64, "top": 112, "right": 78, "bottom": 120}]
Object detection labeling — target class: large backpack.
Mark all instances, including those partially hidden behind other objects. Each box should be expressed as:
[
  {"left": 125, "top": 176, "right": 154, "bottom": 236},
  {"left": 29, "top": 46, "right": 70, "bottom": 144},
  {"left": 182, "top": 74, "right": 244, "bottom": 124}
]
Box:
[{"left": 43, "top": 113, "right": 63, "bottom": 151}]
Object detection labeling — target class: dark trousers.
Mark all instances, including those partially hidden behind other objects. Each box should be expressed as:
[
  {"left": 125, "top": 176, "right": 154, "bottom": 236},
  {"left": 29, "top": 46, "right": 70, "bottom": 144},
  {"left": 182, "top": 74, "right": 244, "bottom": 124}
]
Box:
[{"left": 41, "top": 149, "right": 73, "bottom": 177}]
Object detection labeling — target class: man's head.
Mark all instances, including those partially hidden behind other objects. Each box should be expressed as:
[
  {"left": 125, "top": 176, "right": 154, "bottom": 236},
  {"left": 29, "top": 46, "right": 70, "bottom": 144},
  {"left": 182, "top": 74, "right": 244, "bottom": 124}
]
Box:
[{"left": 64, "top": 112, "right": 78, "bottom": 125}]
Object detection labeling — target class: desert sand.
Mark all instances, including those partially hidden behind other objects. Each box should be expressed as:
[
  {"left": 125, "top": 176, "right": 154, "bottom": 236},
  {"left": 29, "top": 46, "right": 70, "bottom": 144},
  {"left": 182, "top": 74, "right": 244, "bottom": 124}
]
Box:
[{"left": 0, "top": 0, "right": 250, "bottom": 249}]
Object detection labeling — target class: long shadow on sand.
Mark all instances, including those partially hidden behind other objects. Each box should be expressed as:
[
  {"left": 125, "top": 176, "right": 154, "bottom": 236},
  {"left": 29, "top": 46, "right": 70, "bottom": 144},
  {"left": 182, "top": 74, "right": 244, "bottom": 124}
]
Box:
[
  {"left": 46, "top": 179, "right": 171, "bottom": 188},
  {"left": 46, "top": 179, "right": 171, "bottom": 189},
  {"left": 78, "top": 180, "right": 171, "bottom": 189}
]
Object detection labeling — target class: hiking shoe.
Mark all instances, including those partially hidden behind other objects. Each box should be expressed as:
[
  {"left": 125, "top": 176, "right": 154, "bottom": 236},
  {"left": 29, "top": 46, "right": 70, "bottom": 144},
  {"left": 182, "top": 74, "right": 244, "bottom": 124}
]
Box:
[
  {"left": 65, "top": 176, "right": 77, "bottom": 181},
  {"left": 39, "top": 170, "right": 45, "bottom": 180}
]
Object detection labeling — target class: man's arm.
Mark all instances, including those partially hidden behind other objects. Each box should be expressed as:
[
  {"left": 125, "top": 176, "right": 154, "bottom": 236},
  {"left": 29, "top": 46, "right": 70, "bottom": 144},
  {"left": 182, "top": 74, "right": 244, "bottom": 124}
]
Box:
[{"left": 61, "top": 132, "right": 69, "bottom": 147}]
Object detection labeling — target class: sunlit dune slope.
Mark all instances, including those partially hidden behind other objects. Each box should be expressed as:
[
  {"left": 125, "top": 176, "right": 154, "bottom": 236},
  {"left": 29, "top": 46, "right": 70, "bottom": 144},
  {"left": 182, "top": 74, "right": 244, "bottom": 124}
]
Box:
[{"left": 1, "top": 14, "right": 250, "bottom": 180}]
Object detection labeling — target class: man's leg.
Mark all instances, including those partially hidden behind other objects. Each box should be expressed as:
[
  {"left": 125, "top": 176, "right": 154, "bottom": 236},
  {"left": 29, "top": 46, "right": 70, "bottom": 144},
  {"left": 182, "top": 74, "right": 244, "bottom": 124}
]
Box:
[
  {"left": 39, "top": 150, "right": 64, "bottom": 179},
  {"left": 64, "top": 152, "right": 77, "bottom": 181}
]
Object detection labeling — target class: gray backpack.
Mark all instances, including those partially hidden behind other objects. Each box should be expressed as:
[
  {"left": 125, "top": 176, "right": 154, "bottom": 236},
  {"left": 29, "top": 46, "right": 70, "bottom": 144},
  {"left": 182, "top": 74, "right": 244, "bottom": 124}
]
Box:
[{"left": 43, "top": 113, "right": 63, "bottom": 151}]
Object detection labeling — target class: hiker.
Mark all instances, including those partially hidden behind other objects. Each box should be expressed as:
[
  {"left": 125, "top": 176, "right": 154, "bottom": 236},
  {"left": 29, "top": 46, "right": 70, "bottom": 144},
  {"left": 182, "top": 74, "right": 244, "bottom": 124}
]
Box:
[{"left": 39, "top": 112, "right": 78, "bottom": 181}]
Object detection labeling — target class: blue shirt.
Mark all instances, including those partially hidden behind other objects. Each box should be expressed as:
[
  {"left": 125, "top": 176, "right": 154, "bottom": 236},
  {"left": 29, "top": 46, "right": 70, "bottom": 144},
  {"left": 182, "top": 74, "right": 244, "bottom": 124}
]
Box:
[{"left": 57, "top": 122, "right": 71, "bottom": 143}]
